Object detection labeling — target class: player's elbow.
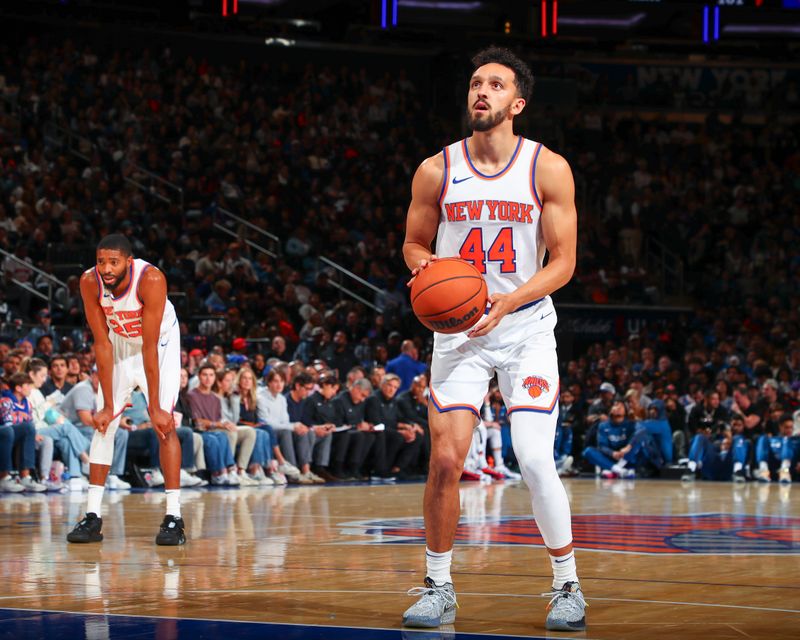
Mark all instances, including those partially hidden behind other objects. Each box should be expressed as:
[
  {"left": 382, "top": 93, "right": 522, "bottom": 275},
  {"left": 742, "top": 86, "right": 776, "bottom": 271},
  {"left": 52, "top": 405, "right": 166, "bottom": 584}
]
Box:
[{"left": 553, "top": 253, "right": 576, "bottom": 288}]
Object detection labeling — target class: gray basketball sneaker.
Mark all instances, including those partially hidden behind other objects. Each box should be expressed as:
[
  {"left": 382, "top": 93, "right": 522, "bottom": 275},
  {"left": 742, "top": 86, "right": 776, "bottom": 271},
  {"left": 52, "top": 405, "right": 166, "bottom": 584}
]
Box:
[
  {"left": 544, "top": 581, "right": 587, "bottom": 631},
  {"left": 402, "top": 577, "right": 458, "bottom": 628}
]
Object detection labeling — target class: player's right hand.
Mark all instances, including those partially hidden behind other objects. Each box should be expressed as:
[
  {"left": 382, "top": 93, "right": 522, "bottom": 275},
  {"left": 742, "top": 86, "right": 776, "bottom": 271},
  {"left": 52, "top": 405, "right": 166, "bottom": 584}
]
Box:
[
  {"left": 406, "top": 254, "right": 438, "bottom": 287},
  {"left": 93, "top": 406, "right": 114, "bottom": 435}
]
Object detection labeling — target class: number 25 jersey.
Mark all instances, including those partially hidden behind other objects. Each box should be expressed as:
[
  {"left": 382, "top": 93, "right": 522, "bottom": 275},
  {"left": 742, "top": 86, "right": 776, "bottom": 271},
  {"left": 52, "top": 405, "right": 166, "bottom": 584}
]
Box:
[
  {"left": 436, "top": 136, "right": 550, "bottom": 309},
  {"left": 88, "top": 258, "right": 177, "bottom": 345}
]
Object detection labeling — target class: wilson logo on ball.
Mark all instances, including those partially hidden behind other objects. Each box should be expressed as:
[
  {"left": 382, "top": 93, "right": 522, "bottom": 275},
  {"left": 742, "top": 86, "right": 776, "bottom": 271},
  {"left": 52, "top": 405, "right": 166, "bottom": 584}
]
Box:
[
  {"left": 522, "top": 375, "right": 550, "bottom": 399},
  {"left": 430, "top": 306, "right": 480, "bottom": 330}
]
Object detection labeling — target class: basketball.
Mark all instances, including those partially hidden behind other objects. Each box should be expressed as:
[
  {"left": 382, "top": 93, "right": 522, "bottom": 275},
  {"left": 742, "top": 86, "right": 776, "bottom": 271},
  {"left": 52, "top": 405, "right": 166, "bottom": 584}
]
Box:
[{"left": 410, "top": 258, "right": 488, "bottom": 334}]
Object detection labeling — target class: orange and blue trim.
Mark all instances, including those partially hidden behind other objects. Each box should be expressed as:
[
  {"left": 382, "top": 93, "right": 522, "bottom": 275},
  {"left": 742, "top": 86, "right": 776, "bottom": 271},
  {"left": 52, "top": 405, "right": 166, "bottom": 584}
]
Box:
[
  {"left": 507, "top": 382, "right": 560, "bottom": 415},
  {"left": 429, "top": 386, "right": 480, "bottom": 417},
  {"left": 462, "top": 135, "right": 523, "bottom": 180},
  {"left": 530, "top": 142, "right": 544, "bottom": 210},
  {"left": 92, "top": 267, "right": 103, "bottom": 301},
  {"left": 437, "top": 146, "right": 450, "bottom": 208},
  {"left": 136, "top": 263, "right": 151, "bottom": 305}
]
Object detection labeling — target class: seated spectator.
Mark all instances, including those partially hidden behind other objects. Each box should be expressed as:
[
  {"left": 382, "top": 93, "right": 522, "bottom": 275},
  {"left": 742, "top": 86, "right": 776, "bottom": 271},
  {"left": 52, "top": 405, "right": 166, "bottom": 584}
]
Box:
[
  {"left": 662, "top": 384, "right": 689, "bottom": 460},
  {"left": 59, "top": 368, "right": 131, "bottom": 490},
  {"left": 321, "top": 331, "right": 359, "bottom": 383},
  {"left": 123, "top": 389, "right": 204, "bottom": 488},
  {"left": 330, "top": 377, "right": 373, "bottom": 480},
  {"left": 585, "top": 382, "right": 617, "bottom": 442},
  {"left": 286, "top": 372, "right": 334, "bottom": 482},
  {"left": 220, "top": 368, "right": 275, "bottom": 486},
  {"left": 582, "top": 401, "right": 664, "bottom": 479},
  {"left": 256, "top": 370, "right": 319, "bottom": 484},
  {"left": 364, "top": 373, "right": 423, "bottom": 478},
  {"left": 26, "top": 358, "right": 90, "bottom": 491},
  {"left": 186, "top": 364, "right": 246, "bottom": 486},
  {"left": 397, "top": 374, "right": 432, "bottom": 474},
  {"left": 2, "top": 348, "right": 23, "bottom": 382},
  {"left": 40, "top": 355, "right": 73, "bottom": 403},
  {"left": 755, "top": 414, "right": 799, "bottom": 484},
  {"left": 684, "top": 413, "right": 751, "bottom": 483},
  {"left": 639, "top": 400, "right": 674, "bottom": 464},
  {"left": 214, "top": 368, "right": 258, "bottom": 487},
  {"left": 688, "top": 391, "right": 730, "bottom": 437},
  {"left": 65, "top": 353, "right": 87, "bottom": 386},
  {"left": 386, "top": 340, "right": 427, "bottom": 393},
  {"left": 0, "top": 372, "right": 48, "bottom": 492}
]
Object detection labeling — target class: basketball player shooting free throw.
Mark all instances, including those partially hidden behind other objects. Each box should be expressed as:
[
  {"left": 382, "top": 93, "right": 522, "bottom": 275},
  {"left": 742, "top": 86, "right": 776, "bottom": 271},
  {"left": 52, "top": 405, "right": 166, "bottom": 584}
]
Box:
[
  {"left": 67, "top": 234, "right": 185, "bottom": 546},
  {"left": 401, "top": 47, "right": 585, "bottom": 631}
]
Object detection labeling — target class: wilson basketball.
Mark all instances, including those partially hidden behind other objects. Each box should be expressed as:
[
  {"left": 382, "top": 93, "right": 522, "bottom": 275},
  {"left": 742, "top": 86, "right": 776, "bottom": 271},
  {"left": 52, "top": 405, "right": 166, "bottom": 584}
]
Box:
[{"left": 410, "top": 258, "right": 488, "bottom": 334}]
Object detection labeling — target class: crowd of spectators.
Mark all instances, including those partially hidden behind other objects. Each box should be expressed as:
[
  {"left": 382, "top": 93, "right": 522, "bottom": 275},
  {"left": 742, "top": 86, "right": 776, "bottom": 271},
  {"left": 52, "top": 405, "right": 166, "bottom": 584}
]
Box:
[{"left": 1, "top": 35, "right": 799, "bottom": 491}]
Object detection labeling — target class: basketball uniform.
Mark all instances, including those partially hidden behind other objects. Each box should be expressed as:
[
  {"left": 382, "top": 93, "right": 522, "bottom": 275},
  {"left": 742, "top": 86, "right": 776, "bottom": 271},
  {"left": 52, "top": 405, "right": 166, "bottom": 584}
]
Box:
[
  {"left": 430, "top": 136, "right": 559, "bottom": 419},
  {"left": 86, "top": 258, "right": 180, "bottom": 462}
]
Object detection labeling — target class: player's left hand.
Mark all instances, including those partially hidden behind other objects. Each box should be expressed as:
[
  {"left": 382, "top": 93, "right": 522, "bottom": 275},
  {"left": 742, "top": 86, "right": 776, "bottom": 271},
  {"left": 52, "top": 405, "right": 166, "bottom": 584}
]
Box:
[
  {"left": 151, "top": 407, "right": 175, "bottom": 441},
  {"left": 467, "top": 292, "right": 517, "bottom": 339}
]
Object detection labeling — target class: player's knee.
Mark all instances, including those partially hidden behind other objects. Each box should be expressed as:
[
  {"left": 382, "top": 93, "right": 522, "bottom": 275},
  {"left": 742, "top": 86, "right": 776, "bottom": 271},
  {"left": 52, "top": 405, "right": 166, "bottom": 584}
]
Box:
[
  {"left": 429, "top": 449, "right": 465, "bottom": 482},
  {"left": 517, "top": 448, "right": 557, "bottom": 481}
]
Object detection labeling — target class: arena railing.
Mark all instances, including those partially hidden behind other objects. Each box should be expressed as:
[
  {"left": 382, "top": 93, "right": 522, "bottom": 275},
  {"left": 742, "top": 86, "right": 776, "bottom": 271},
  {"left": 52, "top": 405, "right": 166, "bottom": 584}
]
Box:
[
  {"left": 314, "top": 256, "right": 386, "bottom": 314},
  {"left": 0, "top": 247, "right": 69, "bottom": 310},
  {"left": 122, "top": 160, "right": 185, "bottom": 210},
  {"left": 214, "top": 207, "right": 281, "bottom": 258},
  {"left": 42, "top": 121, "right": 92, "bottom": 163},
  {"left": 211, "top": 208, "right": 385, "bottom": 312}
]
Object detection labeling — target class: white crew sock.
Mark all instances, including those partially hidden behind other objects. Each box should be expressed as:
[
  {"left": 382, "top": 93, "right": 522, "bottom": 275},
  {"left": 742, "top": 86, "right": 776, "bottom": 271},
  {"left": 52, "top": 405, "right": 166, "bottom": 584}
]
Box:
[
  {"left": 87, "top": 485, "right": 105, "bottom": 516},
  {"left": 733, "top": 461, "right": 743, "bottom": 473},
  {"left": 165, "top": 489, "right": 181, "bottom": 518},
  {"left": 759, "top": 461, "right": 769, "bottom": 472},
  {"left": 780, "top": 460, "right": 791, "bottom": 471},
  {"left": 425, "top": 547, "right": 453, "bottom": 586},
  {"left": 688, "top": 460, "right": 697, "bottom": 472},
  {"left": 550, "top": 550, "right": 579, "bottom": 590}
]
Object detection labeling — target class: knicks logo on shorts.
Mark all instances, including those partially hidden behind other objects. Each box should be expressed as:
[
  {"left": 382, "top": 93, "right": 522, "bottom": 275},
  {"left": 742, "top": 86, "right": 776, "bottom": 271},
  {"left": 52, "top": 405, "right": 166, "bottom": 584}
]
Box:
[
  {"left": 337, "top": 514, "right": 800, "bottom": 555},
  {"left": 522, "top": 375, "right": 550, "bottom": 399}
]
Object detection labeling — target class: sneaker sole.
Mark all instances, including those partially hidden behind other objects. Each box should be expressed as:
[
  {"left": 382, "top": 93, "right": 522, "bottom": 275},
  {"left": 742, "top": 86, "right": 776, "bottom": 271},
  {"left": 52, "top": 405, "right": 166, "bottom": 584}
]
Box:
[
  {"left": 545, "top": 616, "right": 586, "bottom": 631},
  {"left": 402, "top": 609, "right": 456, "bottom": 628},
  {"left": 67, "top": 533, "right": 103, "bottom": 543},
  {"left": 155, "top": 534, "right": 186, "bottom": 546}
]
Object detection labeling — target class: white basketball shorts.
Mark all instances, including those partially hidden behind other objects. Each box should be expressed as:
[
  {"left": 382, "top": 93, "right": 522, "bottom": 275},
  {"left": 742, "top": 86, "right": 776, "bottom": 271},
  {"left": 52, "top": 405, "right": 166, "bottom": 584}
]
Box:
[
  {"left": 429, "top": 299, "right": 559, "bottom": 419},
  {"left": 97, "top": 318, "right": 182, "bottom": 419}
]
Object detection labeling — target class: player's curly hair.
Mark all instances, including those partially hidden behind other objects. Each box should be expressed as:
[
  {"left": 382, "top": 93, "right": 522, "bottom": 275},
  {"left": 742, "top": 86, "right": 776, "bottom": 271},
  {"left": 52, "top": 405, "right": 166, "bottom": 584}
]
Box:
[{"left": 471, "top": 46, "right": 534, "bottom": 102}]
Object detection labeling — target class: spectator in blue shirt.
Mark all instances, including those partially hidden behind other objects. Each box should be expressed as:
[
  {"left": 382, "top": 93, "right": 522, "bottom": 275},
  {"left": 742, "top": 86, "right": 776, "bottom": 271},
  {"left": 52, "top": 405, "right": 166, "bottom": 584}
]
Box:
[{"left": 385, "top": 340, "right": 427, "bottom": 393}]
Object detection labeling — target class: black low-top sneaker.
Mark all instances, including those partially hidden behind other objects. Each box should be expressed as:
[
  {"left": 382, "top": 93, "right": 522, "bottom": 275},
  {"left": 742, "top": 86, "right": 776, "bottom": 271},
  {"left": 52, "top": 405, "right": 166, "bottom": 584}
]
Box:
[
  {"left": 155, "top": 515, "right": 186, "bottom": 546},
  {"left": 67, "top": 513, "right": 103, "bottom": 543}
]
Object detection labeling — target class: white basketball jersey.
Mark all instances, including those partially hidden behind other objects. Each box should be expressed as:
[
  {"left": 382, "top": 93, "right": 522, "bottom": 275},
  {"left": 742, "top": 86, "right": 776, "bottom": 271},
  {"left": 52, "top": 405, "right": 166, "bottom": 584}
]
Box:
[
  {"left": 436, "top": 136, "right": 551, "bottom": 313},
  {"left": 87, "top": 258, "right": 177, "bottom": 345}
]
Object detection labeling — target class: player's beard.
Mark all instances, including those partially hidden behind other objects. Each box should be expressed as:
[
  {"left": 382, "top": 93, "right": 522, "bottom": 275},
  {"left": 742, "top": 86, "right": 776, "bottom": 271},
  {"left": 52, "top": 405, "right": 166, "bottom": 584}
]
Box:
[
  {"left": 102, "top": 272, "right": 126, "bottom": 293},
  {"left": 468, "top": 103, "right": 510, "bottom": 132}
]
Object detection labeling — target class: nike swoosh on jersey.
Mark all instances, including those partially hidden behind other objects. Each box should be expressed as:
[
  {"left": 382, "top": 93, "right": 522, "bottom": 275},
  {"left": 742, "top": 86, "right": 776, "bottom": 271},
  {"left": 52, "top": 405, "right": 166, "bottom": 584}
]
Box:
[
  {"left": 160, "top": 338, "right": 169, "bottom": 347},
  {"left": 452, "top": 176, "right": 473, "bottom": 184}
]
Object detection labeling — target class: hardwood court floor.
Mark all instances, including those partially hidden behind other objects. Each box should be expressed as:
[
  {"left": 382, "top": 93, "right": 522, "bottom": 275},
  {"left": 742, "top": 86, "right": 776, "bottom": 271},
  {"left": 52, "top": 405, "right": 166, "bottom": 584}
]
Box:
[{"left": 0, "top": 478, "right": 799, "bottom": 639}]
